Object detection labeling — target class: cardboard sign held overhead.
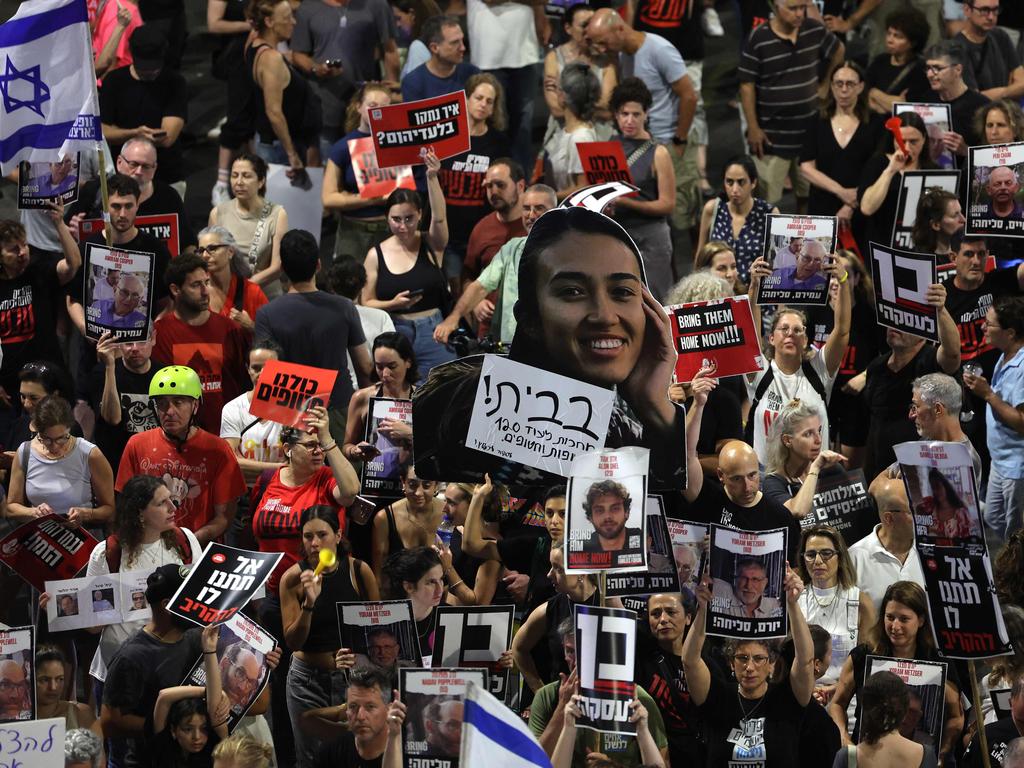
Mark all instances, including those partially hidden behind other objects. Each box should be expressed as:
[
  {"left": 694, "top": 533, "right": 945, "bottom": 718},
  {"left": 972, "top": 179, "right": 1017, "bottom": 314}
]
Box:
[
  {"left": 368, "top": 91, "right": 471, "bottom": 168},
  {"left": 349, "top": 136, "right": 416, "bottom": 199},
  {"left": 667, "top": 296, "right": 764, "bottom": 383},
  {"left": 249, "top": 359, "right": 338, "bottom": 427}
]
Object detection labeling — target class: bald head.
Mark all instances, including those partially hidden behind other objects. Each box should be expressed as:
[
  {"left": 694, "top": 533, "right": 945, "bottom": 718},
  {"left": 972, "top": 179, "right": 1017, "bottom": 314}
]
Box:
[
  {"left": 585, "top": 8, "right": 628, "bottom": 55},
  {"left": 717, "top": 440, "right": 761, "bottom": 506},
  {"left": 869, "top": 474, "right": 913, "bottom": 534}
]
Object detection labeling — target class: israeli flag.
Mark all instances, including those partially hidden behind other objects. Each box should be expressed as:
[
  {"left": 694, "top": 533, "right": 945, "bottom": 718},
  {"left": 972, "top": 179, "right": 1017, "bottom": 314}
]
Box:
[
  {"left": 460, "top": 681, "right": 552, "bottom": 768},
  {"left": 0, "top": 0, "right": 100, "bottom": 172}
]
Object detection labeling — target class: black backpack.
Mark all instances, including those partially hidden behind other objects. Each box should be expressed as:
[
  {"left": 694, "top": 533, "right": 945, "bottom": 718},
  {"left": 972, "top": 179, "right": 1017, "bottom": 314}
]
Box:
[{"left": 743, "top": 360, "right": 828, "bottom": 446}]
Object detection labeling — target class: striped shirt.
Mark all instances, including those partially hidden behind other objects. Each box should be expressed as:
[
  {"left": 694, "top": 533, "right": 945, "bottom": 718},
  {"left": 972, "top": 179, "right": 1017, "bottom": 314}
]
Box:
[{"left": 738, "top": 17, "right": 840, "bottom": 157}]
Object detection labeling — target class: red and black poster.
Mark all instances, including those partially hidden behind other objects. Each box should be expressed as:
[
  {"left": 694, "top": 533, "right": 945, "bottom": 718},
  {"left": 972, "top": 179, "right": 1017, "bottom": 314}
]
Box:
[
  {"left": 167, "top": 543, "right": 281, "bottom": 626},
  {"left": 368, "top": 91, "right": 471, "bottom": 168},
  {"left": 575, "top": 141, "right": 635, "bottom": 188},
  {"left": 0, "top": 515, "right": 96, "bottom": 591},
  {"left": 574, "top": 603, "right": 637, "bottom": 735},
  {"left": 431, "top": 605, "right": 514, "bottom": 700},
  {"left": 79, "top": 213, "right": 181, "bottom": 257},
  {"left": 348, "top": 136, "right": 416, "bottom": 199},
  {"left": 249, "top": 359, "right": 337, "bottom": 427},
  {"left": 869, "top": 242, "right": 938, "bottom": 342},
  {"left": 666, "top": 296, "right": 764, "bottom": 383}
]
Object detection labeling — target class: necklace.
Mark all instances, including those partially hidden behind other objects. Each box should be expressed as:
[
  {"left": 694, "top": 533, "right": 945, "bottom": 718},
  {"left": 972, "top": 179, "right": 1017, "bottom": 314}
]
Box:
[
  {"left": 737, "top": 690, "right": 766, "bottom": 727},
  {"left": 809, "top": 584, "right": 839, "bottom": 609}
]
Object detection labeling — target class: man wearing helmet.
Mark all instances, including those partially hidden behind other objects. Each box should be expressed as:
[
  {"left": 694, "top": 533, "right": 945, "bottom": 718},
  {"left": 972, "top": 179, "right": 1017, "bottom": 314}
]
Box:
[{"left": 115, "top": 364, "right": 245, "bottom": 544}]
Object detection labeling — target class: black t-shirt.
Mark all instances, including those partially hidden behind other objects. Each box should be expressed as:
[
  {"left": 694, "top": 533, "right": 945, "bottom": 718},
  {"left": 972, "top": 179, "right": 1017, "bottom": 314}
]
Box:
[
  {"left": 684, "top": 480, "right": 801, "bottom": 562},
  {"left": 496, "top": 530, "right": 554, "bottom": 613},
  {"left": 80, "top": 230, "right": 173, "bottom": 305},
  {"left": 99, "top": 66, "right": 189, "bottom": 183},
  {"left": 946, "top": 89, "right": 990, "bottom": 148},
  {"left": 942, "top": 268, "right": 1019, "bottom": 375},
  {"left": 635, "top": 634, "right": 705, "bottom": 766},
  {"left": 863, "top": 345, "right": 941, "bottom": 480},
  {"left": 963, "top": 715, "right": 1024, "bottom": 768},
  {"left": 699, "top": 675, "right": 806, "bottom": 767},
  {"left": 314, "top": 732, "right": 383, "bottom": 768},
  {"left": 633, "top": 0, "right": 704, "bottom": 61},
  {"left": 88, "top": 359, "right": 163, "bottom": 470},
  {"left": 864, "top": 55, "right": 932, "bottom": 104},
  {"left": 0, "top": 259, "right": 64, "bottom": 396},
  {"left": 798, "top": 699, "right": 842, "bottom": 768},
  {"left": 439, "top": 130, "right": 509, "bottom": 252}
]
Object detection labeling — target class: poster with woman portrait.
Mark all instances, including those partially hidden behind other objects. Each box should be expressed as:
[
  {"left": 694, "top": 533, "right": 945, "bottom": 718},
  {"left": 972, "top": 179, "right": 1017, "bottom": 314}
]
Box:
[
  {"left": 967, "top": 142, "right": 1024, "bottom": 238},
  {"left": 757, "top": 214, "right": 837, "bottom": 306},
  {"left": 183, "top": 612, "right": 274, "bottom": 732},
  {"left": 0, "top": 626, "right": 34, "bottom": 723},
  {"left": 337, "top": 600, "right": 420, "bottom": 670},
  {"left": 865, "top": 656, "right": 947, "bottom": 752},
  {"left": 706, "top": 525, "right": 788, "bottom": 639},
  {"left": 399, "top": 667, "right": 488, "bottom": 768},
  {"left": 893, "top": 440, "right": 985, "bottom": 554},
  {"left": 17, "top": 154, "right": 79, "bottom": 209},
  {"left": 360, "top": 397, "right": 413, "bottom": 499},
  {"left": 894, "top": 103, "right": 954, "bottom": 170},
  {"left": 565, "top": 447, "right": 649, "bottom": 574},
  {"left": 83, "top": 243, "right": 155, "bottom": 342}
]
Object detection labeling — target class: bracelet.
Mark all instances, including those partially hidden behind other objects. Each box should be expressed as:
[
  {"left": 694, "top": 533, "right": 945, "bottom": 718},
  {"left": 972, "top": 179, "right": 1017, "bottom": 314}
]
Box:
[
  {"left": 302, "top": 604, "right": 314, "bottom": 613},
  {"left": 322, "top": 442, "right": 338, "bottom": 452},
  {"left": 203, "top": 650, "right": 217, "bottom": 655},
  {"left": 838, "top": 271, "right": 849, "bottom": 284},
  {"left": 449, "top": 580, "right": 464, "bottom": 590},
  {"left": 214, "top": 718, "right": 230, "bottom": 727}
]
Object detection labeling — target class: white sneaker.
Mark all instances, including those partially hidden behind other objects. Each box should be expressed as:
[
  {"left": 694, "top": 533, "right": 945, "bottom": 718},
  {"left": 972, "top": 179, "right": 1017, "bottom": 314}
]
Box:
[
  {"left": 702, "top": 7, "right": 725, "bottom": 36},
  {"left": 211, "top": 180, "right": 230, "bottom": 207}
]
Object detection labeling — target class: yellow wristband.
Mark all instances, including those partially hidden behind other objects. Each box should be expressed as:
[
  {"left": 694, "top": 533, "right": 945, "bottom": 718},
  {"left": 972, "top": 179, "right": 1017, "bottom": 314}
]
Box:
[{"left": 838, "top": 271, "right": 849, "bottom": 284}]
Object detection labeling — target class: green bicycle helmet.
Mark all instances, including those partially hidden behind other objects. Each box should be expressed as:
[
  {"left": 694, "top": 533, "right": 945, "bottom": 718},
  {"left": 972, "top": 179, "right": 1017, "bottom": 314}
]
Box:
[{"left": 148, "top": 366, "right": 202, "bottom": 399}]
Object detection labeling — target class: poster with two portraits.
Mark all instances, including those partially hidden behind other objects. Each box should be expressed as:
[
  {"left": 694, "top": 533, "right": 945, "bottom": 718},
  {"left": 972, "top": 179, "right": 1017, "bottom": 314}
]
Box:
[
  {"left": 83, "top": 242, "right": 156, "bottom": 343},
  {"left": 756, "top": 214, "right": 836, "bottom": 306}
]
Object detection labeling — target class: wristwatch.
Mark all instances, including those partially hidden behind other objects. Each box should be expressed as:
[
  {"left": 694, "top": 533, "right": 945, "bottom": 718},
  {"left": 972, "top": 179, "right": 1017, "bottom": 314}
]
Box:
[{"left": 671, "top": 136, "right": 688, "bottom": 146}]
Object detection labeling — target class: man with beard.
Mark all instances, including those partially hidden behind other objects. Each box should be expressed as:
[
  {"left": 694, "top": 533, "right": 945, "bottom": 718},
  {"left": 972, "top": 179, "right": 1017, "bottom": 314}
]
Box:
[
  {"left": 711, "top": 558, "right": 782, "bottom": 618},
  {"left": 906, "top": 373, "right": 982, "bottom": 477},
  {"left": 308, "top": 665, "right": 393, "bottom": 768},
  {"left": 219, "top": 642, "right": 263, "bottom": 715},
  {"left": 980, "top": 166, "right": 1024, "bottom": 222},
  {"left": 423, "top": 697, "right": 464, "bottom": 757},
  {"left": 0, "top": 660, "right": 29, "bottom": 720},
  {"left": 578, "top": 479, "right": 644, "bottom": 567},
  {"left": 151, "top": 254, "right": 249, "bottom": 435},
  {"left": 462, "top": 160, "right": 527, "bottom": 286}
]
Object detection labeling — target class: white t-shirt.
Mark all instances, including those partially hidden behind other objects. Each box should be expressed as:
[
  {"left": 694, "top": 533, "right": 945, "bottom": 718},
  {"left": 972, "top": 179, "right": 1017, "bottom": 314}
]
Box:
[
  {"left": 746, "top": 351, "right": 835, "bottom": 465},
  {"left": 544, "top": 124, "right": 597, "bottom": 192},
  {"left": 86, "top": 528, "right": 203, "bottom": 681},
  {"left": 220, "top": 393, "right": 285, "bottom": 466},
  {"left": 467, "top": 0, "right": 541, "bottom": 70}
]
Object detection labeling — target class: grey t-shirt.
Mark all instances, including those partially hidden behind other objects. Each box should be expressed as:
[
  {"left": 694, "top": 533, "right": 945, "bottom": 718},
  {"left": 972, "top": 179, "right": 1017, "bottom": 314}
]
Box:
[
  {"left": 620, "top": 32, "right": 687, "bottom": 142},
  {"left": 291, "top": 0, "right": 395, "bottom": 127}
]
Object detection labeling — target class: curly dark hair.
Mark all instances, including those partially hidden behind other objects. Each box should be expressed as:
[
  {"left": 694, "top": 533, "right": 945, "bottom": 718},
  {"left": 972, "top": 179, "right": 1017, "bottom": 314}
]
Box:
[
  {"left": 582, "top": 479, "right": 631, "bottom": 519},
  {"left": 883, "top": 7, "right": 930, "bottom": 55},
  {"left": 609, "top": 77, "right": 652, "bottom": 116},
  {"left": 994, "top": 530, "right": 1024, "bottom": 606},
  {"left": 115, "top": 476, "right": 187, "bottom": 570}
]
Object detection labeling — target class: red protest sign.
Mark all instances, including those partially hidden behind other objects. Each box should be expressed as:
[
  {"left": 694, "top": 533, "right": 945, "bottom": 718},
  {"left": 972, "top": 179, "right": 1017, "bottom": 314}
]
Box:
[
  {"left": 368, "top": 91, "right": 470, "bottom": 168},
  {"left": 0, "top": 515, "right": 97, "bottom": 591},
  {"left": 349, "top": 137, "right": 416, "bottom": 199},
  {"left": 79, "top": 213, "right": 181, "bottom": 256},
  {"left": 575, "top": 141, "right": 635, "bottom": 188},
  {"left": 249, "top": 359, "right": 338, "bottom": 426},
  {"left": 667, "top": 296, "right": 765, "bottom": 382}
]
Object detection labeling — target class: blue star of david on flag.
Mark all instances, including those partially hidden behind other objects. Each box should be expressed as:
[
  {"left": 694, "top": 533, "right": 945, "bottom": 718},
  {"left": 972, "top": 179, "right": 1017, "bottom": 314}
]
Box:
[{"left": 0, "top": 57, "right": 51, "bottom": 117}]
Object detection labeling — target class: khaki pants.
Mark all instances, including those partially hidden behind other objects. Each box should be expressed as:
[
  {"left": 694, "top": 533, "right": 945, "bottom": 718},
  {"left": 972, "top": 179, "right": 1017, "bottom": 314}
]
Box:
[{"left": 753, "top": 154, "right": 810, "bottom": 207}]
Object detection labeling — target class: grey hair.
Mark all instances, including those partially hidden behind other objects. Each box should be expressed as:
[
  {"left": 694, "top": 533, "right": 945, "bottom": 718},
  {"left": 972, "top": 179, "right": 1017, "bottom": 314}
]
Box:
[
  {"left": 121, "top": 136, "right": 158, "bottom": 157},
  {"left": 1005, "top": 738, "right": 1024, "bottom": 768},
  {"left": 925, "top": 40, "right": 966, "bottom": 69},
  {"left": 912, "top": 373, "right": 962, "bottom": 417},
  {"left": 666, "top": 270, "right": 733, "bottom": 305},
  {"left": 764, "top": 399, "right": 823, "bottom": 476},
  {"left": 556, "top": 616, "right": 574, "bottom": 642},
  {"left": 559, "top": 62, "right": 601, "bottom": 123},
  {"left": 525, "top": 183, "right": 558, "bottom": 208},
  {"left": 198, "top": 225, "right": 239, "bottom": 252},
  {"left": 65, "top": 728, "right": 103, "bottom": 768}
]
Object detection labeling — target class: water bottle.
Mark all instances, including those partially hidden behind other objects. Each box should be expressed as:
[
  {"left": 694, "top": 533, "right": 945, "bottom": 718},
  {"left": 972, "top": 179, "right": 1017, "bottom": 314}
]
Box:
[{"left": 436, "top": 514, "right": 454, "bottom": 548}]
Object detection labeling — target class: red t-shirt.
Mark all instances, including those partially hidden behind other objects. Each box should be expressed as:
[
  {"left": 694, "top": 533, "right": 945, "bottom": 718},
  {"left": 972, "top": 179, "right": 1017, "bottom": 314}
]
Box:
[
  {"left": 116, "top": 428, "right": 246, "bottom": 533},
  {"left": 220, "top": 275, "right": 269, "bottom": 326},
  {"left": 153, "top": 311, "right": 249, "bottom": 434},
  {"left": 251, "top": 466, "right": 343, "bottom": 593},
  {"left": 464, "top": 214, "right": 526, "bottom": 283}
]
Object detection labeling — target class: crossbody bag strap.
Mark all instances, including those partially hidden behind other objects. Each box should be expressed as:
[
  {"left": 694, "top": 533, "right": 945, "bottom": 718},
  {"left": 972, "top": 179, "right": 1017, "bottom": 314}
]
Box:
[{"left": 247, "top": 201, "right": 274, "bottom": 273}]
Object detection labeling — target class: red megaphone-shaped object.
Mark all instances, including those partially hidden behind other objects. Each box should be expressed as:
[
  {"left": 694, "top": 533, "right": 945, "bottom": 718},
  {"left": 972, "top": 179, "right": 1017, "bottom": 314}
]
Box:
[{"left": 884, "top": 117, "right": 909, "bottom": 156}]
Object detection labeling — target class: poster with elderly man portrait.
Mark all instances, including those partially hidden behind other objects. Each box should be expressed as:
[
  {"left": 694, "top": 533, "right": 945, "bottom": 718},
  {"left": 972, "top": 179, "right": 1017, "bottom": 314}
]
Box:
[
  {"left": 565, "top": 447, "right": 649, "bottom": 574},
  {"left": 17, "top": 154, "right": 79, "bottom": 209},
  {"left": 83, "top": 242, "right": 155, "bottom": 343},
  {"left": 707, "top": 525, "right": 788, "bottom": 639},
  {"left": 967, "top": 142, "right": 1024, "bottom": 238},
  {"left": 757, "top": 214, "right": 837, "bottom": 306},
  {"left": 0, "top": 626, "right": 34, "bottom": 723},
  {"left": 399, "top": 667, "right": 487, "bottom": 768}
]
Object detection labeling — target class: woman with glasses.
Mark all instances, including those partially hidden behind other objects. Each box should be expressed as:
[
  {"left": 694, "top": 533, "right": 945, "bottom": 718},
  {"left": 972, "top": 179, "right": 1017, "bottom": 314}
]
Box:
[
  {"left": 681, "top": 563, "right": 814, "bottom": 767},
  {"left": 795, "top": 526, "right": 875, "bottom": 690},
  {"left": 7, "top": 395, "right": 113, "bottom": 530},
  {"left": 828, "top": 581, "right": 963, "bottom": 762},
  {"left": 196, "top": 226, "right": 269, "bottom": 336},
  {"left": 208, "top": 153, "right": 288, "bottom": 299},
  {"left": 370, "top": 463, "right": 445, "bottom": 580}
]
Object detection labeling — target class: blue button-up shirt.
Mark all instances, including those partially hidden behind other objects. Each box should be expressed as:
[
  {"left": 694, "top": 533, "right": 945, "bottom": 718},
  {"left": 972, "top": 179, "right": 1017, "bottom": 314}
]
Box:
[{"left": 987, "top": 345, "right": 1024, "bottom": 479}]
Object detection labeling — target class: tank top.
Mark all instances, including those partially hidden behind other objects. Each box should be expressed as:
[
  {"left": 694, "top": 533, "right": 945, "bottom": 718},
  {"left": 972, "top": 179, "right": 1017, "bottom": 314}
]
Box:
[
  {"left": 374, "top": 242, "right": 446, "bottom": 314},
  {"left": 797, "top": 584, "right": 860, "bottom": 686},
  {"left": 384, "top": 505, "right": 407, "bottom": 557},
  {"left": 245, "top": 42, "right": 317, "bottom": 146},
  {"left": 22, "top": 437, "right": 95, "bottom": 515},
  {"left": 213, "top": 199, "right": 283, "bottom": 297},
  {"left": 616, "top": 137, "right": 662, "bottom": 229},
  {"left": 299, "top": 556, "right": 362, "bottom": 653}
]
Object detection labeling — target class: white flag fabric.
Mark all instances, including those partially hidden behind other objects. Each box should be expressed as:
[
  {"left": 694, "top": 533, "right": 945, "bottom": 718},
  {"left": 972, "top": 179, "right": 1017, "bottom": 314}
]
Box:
[
  {"left": 0, "top": 0, "right": 100, "bottom": 172},
  {"left": 460, "top": 681, "right": 552, "bottom": 768}
]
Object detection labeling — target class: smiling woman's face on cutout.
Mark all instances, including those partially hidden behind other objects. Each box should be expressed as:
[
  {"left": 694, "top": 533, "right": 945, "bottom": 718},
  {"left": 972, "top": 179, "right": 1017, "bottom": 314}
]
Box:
[{"left": 533, "top": 231, "right": 645, "bottom": 387}]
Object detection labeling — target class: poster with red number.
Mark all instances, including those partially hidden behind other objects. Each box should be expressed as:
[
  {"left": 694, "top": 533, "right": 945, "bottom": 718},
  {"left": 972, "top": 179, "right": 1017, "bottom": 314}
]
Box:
[
  {"left": 248, "top": 359, "right": 338, "bottom": 427},
  {"left": 348, "top": 136, "right": 416, "bottom": 199},
  {"left": 666, "top": 296, "right": 765, "bottom": 383},
  {"left": 79, "top": 213, "right": 181, "bottom": 256},
  {"left": 368, "top": 91, "right": 470, "bottom": 168},
  {"left": 575, "top": 142, "right": 635, "bottom": 188},
  {"left": 0, "top": 516, "right": 97, "bottom": 591}
]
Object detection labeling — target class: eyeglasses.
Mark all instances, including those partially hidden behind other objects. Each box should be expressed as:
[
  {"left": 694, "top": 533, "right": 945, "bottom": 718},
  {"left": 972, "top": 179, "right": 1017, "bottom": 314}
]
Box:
[
  {"left": 925, "top": 64, "right": 952, "bottom": 74},
  {"left": 119, "top": 157, "right": 156, "bottom": 172},
  {"left": 38, "top": 432, "right": 72, "bottom": 447},
  {"left": 775, "top": 325, "right": 806, "bottom": 336},
  {"left": 733, "top": 654, "right": 771, "bottom": 666},
  {"left": 0, "top": 680, "right": 26, "bottom": 692},
  {"left": 803, "top": 549, "right": 837, "bottom": 562},
  {"left": 296, "top": 441, "right": 325, "bottom": 452},
  {"left": 116, "top": 288, "right": 143, "bottom": 301},
  {"left": 832, "top": 79, "right": 861, "bottom": 89},
  {"left": 230, "top": 664, "right": 259, "bottom": 688},
  {"left": 969, "top": 4, "right": 1000, "bottom": 15},
  {"left": 195, "top": 244, "right": 229, "bottom": 256}
]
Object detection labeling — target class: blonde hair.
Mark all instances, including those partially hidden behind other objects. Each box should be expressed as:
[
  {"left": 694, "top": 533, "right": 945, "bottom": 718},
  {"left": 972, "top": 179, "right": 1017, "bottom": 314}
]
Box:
[
  {"left": 694, "top": 240, "right": 745, "bottom": 293},
  {"left": 764, "top": 398, "right": 822, "bottom": 476},
  {"left": 665, "top": 270, "right": 732, "bottom": 305},
  {"left": 212, "top": 735, "right": 273, "bottom": 768}
]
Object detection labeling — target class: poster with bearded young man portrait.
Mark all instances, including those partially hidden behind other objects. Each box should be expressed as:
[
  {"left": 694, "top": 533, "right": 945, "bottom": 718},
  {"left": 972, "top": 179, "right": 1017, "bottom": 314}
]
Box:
[
  {"left": 566, "top": 447, "right": 649, "bottom": 574},
  {"left": 967, "top": 143, "right": 1024, "bottom": 238}
]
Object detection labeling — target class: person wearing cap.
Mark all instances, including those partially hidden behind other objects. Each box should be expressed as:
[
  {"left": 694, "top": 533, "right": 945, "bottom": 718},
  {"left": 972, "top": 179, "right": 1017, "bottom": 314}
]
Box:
[
  {"left": 115, "top": 365, "right": 245, "bottom": 545},
  {"left": 99, "top": 24, "right": 189, "bottom": 188}
]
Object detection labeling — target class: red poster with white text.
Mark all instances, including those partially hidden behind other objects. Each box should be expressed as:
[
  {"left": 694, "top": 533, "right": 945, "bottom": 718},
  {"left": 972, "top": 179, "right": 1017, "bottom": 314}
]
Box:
[
  {"left": 368, "top": 91, "right": 470, "bottom": 168},
  {"left": 79, "top": 213, "right": 181, "bottom": 257},
  {"left": 249, "top": 359, "right": 338, "bottom": 426},
  {"left": 349, "top": 137, "right": 416, "bottom": 199},
  {"left": 666, "top": 296, "right": 765, "bottom": 383}
]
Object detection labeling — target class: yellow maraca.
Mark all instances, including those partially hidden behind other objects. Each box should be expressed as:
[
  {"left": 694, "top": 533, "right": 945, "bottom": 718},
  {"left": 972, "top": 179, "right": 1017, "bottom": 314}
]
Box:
[{"left": 313, "top": 548, "right": 337, "bottom": 577}]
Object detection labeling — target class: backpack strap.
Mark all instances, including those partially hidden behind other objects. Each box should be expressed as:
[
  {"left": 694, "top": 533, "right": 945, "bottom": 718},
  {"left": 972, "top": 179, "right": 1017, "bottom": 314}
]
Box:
[
  {"left": 232, "top": 273, "right": 246, "bottom": 312},
  {"left": 847, "top": 744, "right": 858, "bottom": 768},
  {"left": 800, "top": 358, "right": 828, "bottom": 402},
  {"left": 743, "top": 365, "right": 777, "bottom": 445},
  {"left": 173, "top": 527, "right": 193, "bottom": 564},
  {"left": 104, "top": 534, "right": 122, "bottom": 573}
]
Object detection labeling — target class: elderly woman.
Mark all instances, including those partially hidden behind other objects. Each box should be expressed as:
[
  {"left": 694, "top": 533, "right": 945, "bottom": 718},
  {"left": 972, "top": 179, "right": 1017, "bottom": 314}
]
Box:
[
  {"left": 198, "top": 226, "right": 269, "bottom": 335},
  {"left": 543, "top": 62, "right": 600, "bottom": 198}
]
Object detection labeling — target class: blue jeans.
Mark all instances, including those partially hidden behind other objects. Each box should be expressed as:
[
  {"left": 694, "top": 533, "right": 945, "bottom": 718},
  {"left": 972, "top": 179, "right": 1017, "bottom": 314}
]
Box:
[
  {"left": 485, "top": 64, "right": 541, "bottom": 173},
  {"left": 393, "top": 310, "right": 457, "bottom": 383},
  {"left": 985, "top": 465, "right": 1024, "bottom": 541},
  {"left": 286, "top": 656, "right": 348, "bottom": 768}
]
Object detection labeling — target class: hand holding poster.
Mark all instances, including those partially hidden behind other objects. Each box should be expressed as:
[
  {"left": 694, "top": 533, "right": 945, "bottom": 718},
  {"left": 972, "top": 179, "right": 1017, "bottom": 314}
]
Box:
[
  {"left": 369, "top": 91, "right": 470, "bottom": 168},
  {"left": 706, "top": 525, "right": 789, "bottom": 639},
  {"left": 399, "top": 667, "right": 487, "bottom": 768},
  {"left": 667, "top": 296, "right": 764, "bottom": 382},
  {"left": 894, "top": 103, "right": 955, "bottom": 169},
  {"left": 967, "top": 142, "right": 1024, "bottom": 238},
  {"left": 566, "top": 447, "right": 649, "bottom": 573},
  {"left": 167, "top": 543, "right": 282, "bottom": 626},
  {"left": 889, "top": 170, "right": 961, "bottom": 249},
  {"left": 249, "top": 359, "right": 338, "bottom": 426},
  {"left": 348, "top": 136, "right": 416, "bottom": 198},
  {"left": 17, "top": 154, "right": 79, "bottom": 209},
  {"left": 573, "top": 604, "right": 637, "bottom": 735},
  {"left": 575, "top": 142, "right": 634, "bottom": 188},
  {"left": 0, "top": 515, "right": 97, "bottom": 591},
  {"left": 757, "top": 215, "right": 836, "bottom": 306},
  {"left": 431, "top": 605, "right": 514, "bottom": 699},
  {"left": 0, "top": 627, "right": 34, "bottom": 723},
  {"left": 869, "top": 242, "right": 938, "bottom": 342},
  {"left": 336, "top": 600, "right": 420, "bottom": 669},
  {"left": 865, "top": 656, "right": 947, "bottom": 751},
  {"left": 361, "top": 397, "right": 413, "bottom": 498},
  {"left": 606, "top": 496, "right": 681, "bottom": 597},
  {"left": 80, "top": 213, "right": 182, "bottom": 257},
  {"left": 83, "top": 242, "right": 155, "bottom": 342},
  {"left": 801, "top": 468, "right": 875, "bottom": 546}
]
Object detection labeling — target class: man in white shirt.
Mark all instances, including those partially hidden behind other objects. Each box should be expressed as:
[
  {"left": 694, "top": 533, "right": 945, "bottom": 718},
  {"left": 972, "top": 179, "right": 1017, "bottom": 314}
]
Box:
[{"left": 850, "top": 475, "right": 926, "bottom": 612}]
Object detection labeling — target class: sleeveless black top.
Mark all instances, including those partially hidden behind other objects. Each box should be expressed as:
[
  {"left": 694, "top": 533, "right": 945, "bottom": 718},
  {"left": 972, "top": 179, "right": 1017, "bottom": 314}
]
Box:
[
  {"left": 300, "top": 555, "right": 363, "bottom": 653},
  {"left": 374, "top": 242, "right": 446, "bottom": 314},
  {"left": 245, "top": 42, "right": 319, "bottom": 147}
]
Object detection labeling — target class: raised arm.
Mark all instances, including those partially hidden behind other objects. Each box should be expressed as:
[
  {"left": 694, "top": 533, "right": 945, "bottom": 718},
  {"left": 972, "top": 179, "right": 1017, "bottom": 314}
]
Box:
[
  {"left": 153, "top": 686, "right": 206, "bottom": 734},
  {"left": 462, "top": 474, "right": 500, "bottom": 561},
  {"left": 50, "top": 200, "right": 81, "bottom": 284},
  {"left": 822, "top": 256, "right": 852, "bottom": 375},
  {"left": 682, "top": 368, "right": 717, "bottom": 503},
  {"left": 201, "top": 625, "right": 231, "bottom": 739},
  {"left": 784, "top": 563, "right": 814, "bottom": 705},
  {"left": 680, "top": 574, "right": 712, "bottom": 705},
  {"left": 929, "top": 284, "right": 960, "bottom": 374},
  {"left": 424, "top": 150, "right": 448, "bottom": 253},
  {"left": 510, "top": 602, "right": 549, "bottom": 693}
]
